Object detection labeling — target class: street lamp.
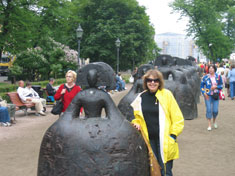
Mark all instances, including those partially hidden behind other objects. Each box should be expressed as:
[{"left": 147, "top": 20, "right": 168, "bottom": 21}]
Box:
[
  {"left": 76, "top": 24, "right": 83, "bottom": 68},
  {"left": 115, "top": 38, "right": 121, "bottom": 73},
  {"left": 209, "top": 43, "right": 213, "bottom": 63}
]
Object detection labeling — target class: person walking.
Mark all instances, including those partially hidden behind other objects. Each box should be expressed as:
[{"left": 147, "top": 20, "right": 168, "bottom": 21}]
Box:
[
  {"left": 54, "top": 70, "right": 82, "bottom": 113},
  {"left": 216, "top": 63, "right": 225, "bottom": 75},
  {"left": 200, "top": 64, "right": 223, "bottom": 131},
  {"left": 227, "top": 63, "right": 235, "bottom": 100},
  {"left": 131, "top": 69, "right": 184, "bottom": 176},
  {"left": 224, "top": 66, "right": 230, "bottom": 97}
]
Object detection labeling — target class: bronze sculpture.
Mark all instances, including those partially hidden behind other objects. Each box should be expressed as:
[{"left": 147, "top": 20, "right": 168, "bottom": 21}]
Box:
[{"left": 38, "top": 62, "right": 150, "bottom": 176}]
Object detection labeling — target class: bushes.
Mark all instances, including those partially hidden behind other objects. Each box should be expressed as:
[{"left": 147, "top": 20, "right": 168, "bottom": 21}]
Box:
[{"left": 122, "top": 73, "right": 131, "bottom": 84}]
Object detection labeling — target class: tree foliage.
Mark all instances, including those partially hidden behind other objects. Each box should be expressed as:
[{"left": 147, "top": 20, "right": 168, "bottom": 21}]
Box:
[
  {"left": 1, "top": 0, "right": 158, "bottom": 79},
  {"left": 171, "top": 0, "right": 235, "bottom": 62},
  {"left": 9, "top": 38, "right": 78, "bottom": 81},
  {"left": 70, "top": 0, "right": 157, "bottom": 70},
  {"left": 0, "top": 0, "right": 40, "bottom": 58}
]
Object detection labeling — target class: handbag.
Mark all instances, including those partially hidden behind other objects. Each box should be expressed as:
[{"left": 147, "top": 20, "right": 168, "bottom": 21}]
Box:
[
  {"left": 140, "top": 129, "right": 161, "bottom": 176},
  {"left": 129, "top": 75, "right": 134, "bottom": 83},
  {"left": 212, "top": 92, "right": 219, "bottom": 100},
  {"left": 219, "top": 90, "right": 225, "bottom": 100},
  {"left": 51, "top": 95, "right": 64, "bottom": 115}
]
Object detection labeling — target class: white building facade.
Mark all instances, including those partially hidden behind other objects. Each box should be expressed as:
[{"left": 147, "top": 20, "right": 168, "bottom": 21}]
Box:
[{"left": 155, "top": 32, "right": 207, "bottom": 63}]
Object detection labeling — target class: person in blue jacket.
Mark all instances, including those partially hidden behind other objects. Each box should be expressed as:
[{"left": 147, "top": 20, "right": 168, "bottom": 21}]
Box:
[
  {"left": 200, "top": 64, "right": 223, "bottom": 131},
  {"left": 227, "top": 63, "right": 235, "bottom": 100}
]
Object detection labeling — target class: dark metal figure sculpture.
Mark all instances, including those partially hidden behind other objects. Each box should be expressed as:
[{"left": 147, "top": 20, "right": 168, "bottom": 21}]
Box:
[
  {"left": 154, "top": 55, "right": 200, "bottom": 120},
  {"left": 76, "top": 62, "right": 116, "bottom": 90},
  {"left": 154, "top": 54, "right": 174, "bottom": 67},
  {"left": 38, "top": 63, "right": 150, "bottom": 176},
  {"left": 118, "top": 64, "right": 154, "bottom": 121}
]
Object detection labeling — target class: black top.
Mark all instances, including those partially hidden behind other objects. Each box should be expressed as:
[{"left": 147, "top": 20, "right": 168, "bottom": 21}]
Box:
[
  {"left": 64, "top": 84, "right": 75, "bottom": 92},
  {"left": 46, "top": 83, "right": 56, "bottom": 96},
  {"left": 141, "top": 91, "right": 159, "bottom": 141}
]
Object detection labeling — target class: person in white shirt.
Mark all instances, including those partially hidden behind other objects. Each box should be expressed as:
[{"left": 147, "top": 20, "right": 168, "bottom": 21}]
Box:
[
  {"left": 216, "top": 63, "right": 225, "bottom": 75},
  {"left": 17, "top": 80, "right": 46, "bottom": 116}
]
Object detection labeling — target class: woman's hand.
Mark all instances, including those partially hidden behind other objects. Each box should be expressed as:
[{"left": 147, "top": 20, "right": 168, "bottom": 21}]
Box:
[
  {"left": 204, "top": 93, "right": 209, "bottom": 100},
  {"left": 61, "top": 89, "right": 66, "bottom": 94},
  {"left": 132, "top": 123, "right": 141, "bottom": 131},
  {"left": 211, "top": 85, "right": 217, "bottom": 90}
]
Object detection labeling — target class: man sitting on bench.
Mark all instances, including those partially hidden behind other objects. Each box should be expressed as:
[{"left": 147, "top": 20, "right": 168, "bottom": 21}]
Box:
[
  {"left": 46, "top": 78, "right": 56, "bottom": 102},
  {"left": 17, "top": 80, "right": 46, "bottom": 116}
]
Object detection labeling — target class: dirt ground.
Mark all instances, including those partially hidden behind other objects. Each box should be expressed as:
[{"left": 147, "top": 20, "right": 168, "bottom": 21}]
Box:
[{"left": 0, "top": 84, "right": 234, "bottom": 176}]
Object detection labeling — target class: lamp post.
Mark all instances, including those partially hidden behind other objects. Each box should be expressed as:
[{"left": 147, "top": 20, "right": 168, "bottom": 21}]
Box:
[
  {"left": 209, "top": 43, "right": 214, "bottom": 63},
  {"left": 115, "top": 38, "right": 121, "bottom": 73},
  {"left": 76, "top": 24, "right": 83, "bottom": 68}
]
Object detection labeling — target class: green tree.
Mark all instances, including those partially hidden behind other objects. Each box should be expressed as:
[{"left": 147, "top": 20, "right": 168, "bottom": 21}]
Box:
[
  {"left": 2, "top": 0, "right": 159, "bottom": 75},
  {"left": 10, "top": 38, "right": 78, "bottom": 81},
  {"left": 0, "top": 0, "right": 40, "bottom": 58},
  {"left": 171, "top": 0, "right": 234, "bottom": 62},
  {"left": 69, "top": 0, "right": 157, "bottom": 71},
  {"left": 223, "top": 6, "right": 235, "bottom": 48}
]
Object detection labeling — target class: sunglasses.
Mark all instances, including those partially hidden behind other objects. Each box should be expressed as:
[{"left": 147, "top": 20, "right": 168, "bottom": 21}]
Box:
[{"left": 146, "top": 78, "right": 160, "bottom": 83}]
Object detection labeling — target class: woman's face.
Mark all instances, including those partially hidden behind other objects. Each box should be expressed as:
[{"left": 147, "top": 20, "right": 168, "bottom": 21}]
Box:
[
  {"left": 66, "top": 73, "right": 74, "bottom": 84},
  {"left": 146, "top": 75, "right": 160, "bottom": 93},
  {"left": 209, "top": 66, "right": 215, "bottom": 74}
]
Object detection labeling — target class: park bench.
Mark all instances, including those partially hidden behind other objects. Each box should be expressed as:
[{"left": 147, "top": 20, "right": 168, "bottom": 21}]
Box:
[{"left": 7, "top": 92, "right": 35, "bottom": 116}]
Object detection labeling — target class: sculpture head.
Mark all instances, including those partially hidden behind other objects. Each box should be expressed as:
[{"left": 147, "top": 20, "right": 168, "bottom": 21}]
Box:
[
  {"left": 87, "top": 69, "right": 98, "bottom": 88},
  {"left": 162, "top": 56, "right": 167, "bottom": 65}
]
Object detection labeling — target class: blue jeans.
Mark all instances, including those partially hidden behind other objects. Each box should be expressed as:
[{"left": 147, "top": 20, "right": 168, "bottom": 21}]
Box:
[
  {"left": 0, "top": 107, "right": 11, "bottom": 123},
  {"left": 230, "top": 82, "right": 235, "bottom": 99},
  {"left": 204, "top": 95, "right": 219, "bottom": 119},
  {"left": 120, "top": 80, "right": 125, "bottom": 89},
  {"left": 150, "top": 140, "right": 173, "bottom": 176}
]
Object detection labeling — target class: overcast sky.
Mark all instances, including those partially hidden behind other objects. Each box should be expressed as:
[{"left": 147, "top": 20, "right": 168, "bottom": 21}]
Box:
[{"left": 137, "top": 0, "right": 189, "bottom": 35}]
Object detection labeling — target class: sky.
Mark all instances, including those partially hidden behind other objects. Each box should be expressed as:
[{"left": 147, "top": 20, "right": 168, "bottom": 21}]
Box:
[{"left": 136, "top": 0, "right": 189, "bottom": 35}]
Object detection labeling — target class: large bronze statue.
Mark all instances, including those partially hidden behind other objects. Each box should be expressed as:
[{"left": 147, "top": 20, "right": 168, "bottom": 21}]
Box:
[{"left": 38, "top": 62, "right": 150, "bottom": 176}]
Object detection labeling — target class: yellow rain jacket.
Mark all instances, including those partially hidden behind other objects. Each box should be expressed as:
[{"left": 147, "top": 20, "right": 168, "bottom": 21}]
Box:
[{"left": 131, "top": 88, "right": 184, "bottom": 163}]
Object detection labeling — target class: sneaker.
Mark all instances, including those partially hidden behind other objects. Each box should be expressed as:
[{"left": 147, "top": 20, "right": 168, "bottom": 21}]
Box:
[
  {"left": 39, "top": 111, "right": 46, "bottom": 116},
  {"left": 6, "top": 122, "right": 11, "bottom": 126},
  {"left": 214, "top": 123, "right": 218, "bottom": 129},
  {"left": 1, "top": 123, "right": 8, "bottom": 127},
  {"left": 207, "top": 126, "right": 212, "bottom": 131}
]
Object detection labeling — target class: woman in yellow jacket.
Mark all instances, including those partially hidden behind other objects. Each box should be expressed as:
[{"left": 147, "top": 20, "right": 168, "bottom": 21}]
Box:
[{"left": 131, "top": 69, "right": 184, "bottom": 176}]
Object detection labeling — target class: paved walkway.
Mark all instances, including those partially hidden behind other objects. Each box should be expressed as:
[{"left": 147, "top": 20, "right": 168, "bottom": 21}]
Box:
[{"left": 0, "top": 84, "right": 234, "bottom": 176}]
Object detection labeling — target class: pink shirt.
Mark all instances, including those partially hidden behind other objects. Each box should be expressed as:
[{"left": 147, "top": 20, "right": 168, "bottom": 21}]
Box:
[{"left": 210, "top": 75, "right": 218, "bottom": 94}]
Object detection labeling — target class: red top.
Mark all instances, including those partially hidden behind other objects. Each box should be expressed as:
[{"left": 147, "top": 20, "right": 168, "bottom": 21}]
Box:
[{"left": 54, "top": 84, "right": 82, "bottom": 112}]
